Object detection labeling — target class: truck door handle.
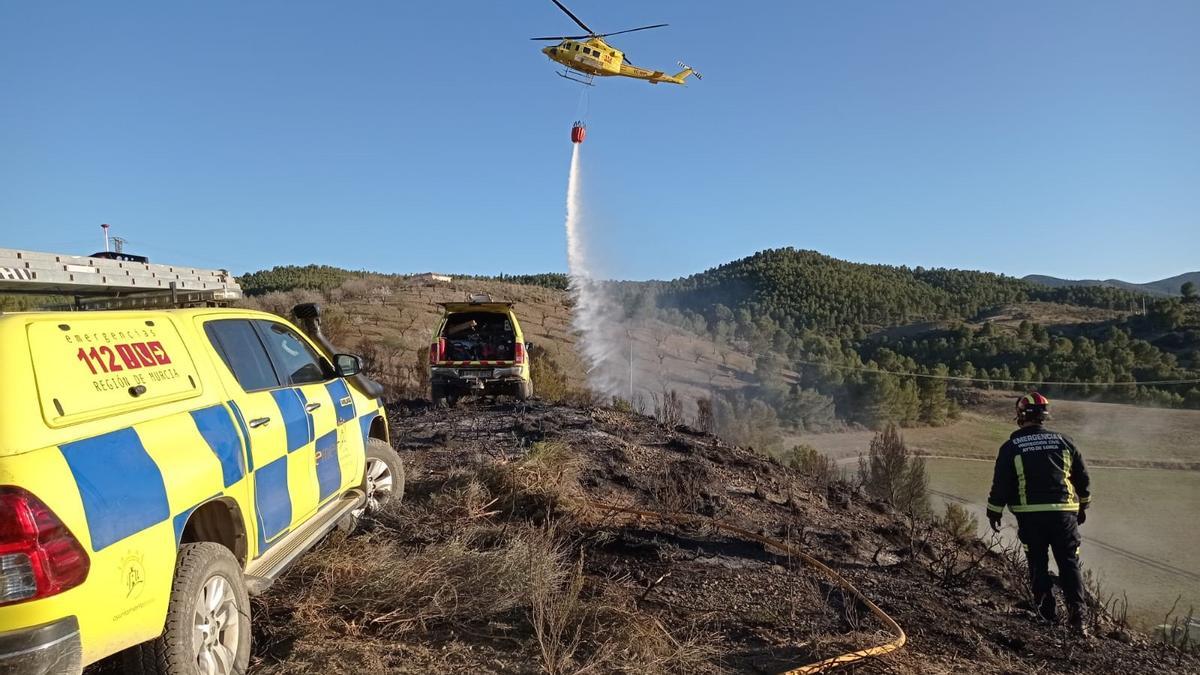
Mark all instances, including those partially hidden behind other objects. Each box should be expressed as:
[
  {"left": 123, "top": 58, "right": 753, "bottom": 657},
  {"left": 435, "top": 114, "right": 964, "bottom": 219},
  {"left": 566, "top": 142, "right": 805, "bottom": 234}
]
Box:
[
  {"left": 248, "top": 417, "right": 271, "bottom": 428},
  {"left": 304, "top": 402, "right": 322, "bottom": 412}
]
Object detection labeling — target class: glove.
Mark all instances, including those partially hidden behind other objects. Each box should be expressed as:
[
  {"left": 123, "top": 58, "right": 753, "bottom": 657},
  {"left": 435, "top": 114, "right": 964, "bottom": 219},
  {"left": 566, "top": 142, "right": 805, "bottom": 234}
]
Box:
[
  {"left": 1076, "top": 508, "right": 1087, "bottom": 525},
  {"left": 987, "top": 511, "right": 1003, "bottom": 533}
]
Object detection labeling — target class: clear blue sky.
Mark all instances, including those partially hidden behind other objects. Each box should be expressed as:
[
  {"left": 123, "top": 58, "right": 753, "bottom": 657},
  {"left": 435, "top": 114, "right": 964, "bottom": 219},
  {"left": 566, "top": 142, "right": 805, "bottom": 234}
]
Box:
[{"left": 2, "top": 1, "right": 1197, "bottom": 282}]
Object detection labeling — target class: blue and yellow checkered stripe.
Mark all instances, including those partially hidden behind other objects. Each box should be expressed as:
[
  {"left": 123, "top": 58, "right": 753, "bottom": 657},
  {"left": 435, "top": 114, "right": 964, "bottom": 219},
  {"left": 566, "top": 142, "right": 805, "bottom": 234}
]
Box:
[{"left": 56, "top": 386, "right": 382, "bottom": 555}]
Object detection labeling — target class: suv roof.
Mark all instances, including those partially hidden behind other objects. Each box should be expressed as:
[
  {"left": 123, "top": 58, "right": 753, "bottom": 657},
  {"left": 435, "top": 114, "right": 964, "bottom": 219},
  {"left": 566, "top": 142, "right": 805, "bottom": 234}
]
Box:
[
  {"left": 0, "top": 307, "right": 278, "bottom": 322},
  {"left": 437, "top": 301, "right": 514, "bottom": 313}
]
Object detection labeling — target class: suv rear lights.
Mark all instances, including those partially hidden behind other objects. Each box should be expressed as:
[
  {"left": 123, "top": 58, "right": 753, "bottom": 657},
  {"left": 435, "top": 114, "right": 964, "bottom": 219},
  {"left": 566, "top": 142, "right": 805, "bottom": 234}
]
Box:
[
  {"left": 0, "top": 486, "right": 90, "bottom": 606},
  {"left": 514, "top": 341, "right": 526, "bottom": 365},
  {"left": 429, "top": 338, "right": 446, "bottom": 364}
]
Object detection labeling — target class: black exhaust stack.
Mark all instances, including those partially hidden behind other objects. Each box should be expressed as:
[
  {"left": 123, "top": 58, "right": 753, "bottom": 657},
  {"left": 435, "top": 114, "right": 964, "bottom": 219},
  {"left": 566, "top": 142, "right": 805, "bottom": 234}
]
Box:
[{"left": 293, "top": 303, "right": 385, "bottom": 399}]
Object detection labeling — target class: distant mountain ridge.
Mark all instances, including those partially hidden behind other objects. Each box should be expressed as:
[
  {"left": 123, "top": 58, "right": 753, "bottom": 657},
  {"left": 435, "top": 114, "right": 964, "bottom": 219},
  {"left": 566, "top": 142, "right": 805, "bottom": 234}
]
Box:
[{"left": 1023, "top": 271, "right": 1200, "bottom": 297}]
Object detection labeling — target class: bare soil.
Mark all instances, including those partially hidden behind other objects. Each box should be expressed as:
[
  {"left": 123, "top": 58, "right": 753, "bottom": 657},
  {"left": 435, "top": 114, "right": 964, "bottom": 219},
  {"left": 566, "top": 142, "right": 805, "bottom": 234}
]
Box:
[{"left": 250, "top": 400, "right": 1198, "bottom": 674}]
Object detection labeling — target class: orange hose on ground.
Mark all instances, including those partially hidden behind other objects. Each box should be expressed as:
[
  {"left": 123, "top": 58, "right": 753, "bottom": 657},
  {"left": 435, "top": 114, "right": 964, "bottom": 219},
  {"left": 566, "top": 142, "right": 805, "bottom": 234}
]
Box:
[{"left": 586, "top": 500, "right": 907, "bottom": 674}]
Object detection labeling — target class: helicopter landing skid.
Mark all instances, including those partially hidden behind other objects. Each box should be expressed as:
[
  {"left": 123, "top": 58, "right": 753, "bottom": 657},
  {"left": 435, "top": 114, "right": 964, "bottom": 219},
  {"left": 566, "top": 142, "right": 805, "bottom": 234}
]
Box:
[{"left": 556, "top": 69, "right": 595, "bottom": 86}]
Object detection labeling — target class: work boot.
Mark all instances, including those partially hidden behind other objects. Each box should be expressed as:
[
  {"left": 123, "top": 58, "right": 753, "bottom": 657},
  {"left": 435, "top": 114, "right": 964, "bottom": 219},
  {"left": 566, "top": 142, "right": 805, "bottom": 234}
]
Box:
[
  {"left": 1068, "top": 606, "right": 1090, "bottom": 638},
  {"left": 1036, "top": 593, "right": 1058, "bottom": 623}
]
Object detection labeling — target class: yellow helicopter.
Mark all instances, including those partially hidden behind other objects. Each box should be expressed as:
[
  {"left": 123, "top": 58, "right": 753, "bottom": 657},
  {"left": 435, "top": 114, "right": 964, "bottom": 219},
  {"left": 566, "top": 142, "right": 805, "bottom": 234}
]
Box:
[{"left": 532, "top": 0, "right": 701, "bottom": 86}]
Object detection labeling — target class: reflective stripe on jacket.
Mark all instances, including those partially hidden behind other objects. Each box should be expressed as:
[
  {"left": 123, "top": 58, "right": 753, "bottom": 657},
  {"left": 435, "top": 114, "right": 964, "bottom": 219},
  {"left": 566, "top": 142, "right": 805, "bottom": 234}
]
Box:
[{"left": 987, "top": 425, "right": 1090, "bottom": 514}]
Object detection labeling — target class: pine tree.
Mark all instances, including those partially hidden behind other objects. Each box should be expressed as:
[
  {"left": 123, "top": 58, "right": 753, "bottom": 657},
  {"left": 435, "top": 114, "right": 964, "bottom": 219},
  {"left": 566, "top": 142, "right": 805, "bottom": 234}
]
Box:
[{"left": 859, "top": 423, "right": 930, "bottom": 515}]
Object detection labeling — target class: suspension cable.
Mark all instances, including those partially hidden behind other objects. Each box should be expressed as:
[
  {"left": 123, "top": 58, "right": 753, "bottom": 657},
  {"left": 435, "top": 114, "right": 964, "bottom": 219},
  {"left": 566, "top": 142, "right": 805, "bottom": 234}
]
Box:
[{"left": 789, "top": 357, "right": 1200, "bottom": 387}]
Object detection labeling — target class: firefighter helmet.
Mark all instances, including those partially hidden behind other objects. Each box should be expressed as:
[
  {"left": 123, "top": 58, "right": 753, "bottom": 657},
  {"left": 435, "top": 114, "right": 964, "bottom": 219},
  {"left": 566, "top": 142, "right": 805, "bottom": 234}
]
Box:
[{"left": 1016, "top": 391, "right": 1050, "bottom": 423}]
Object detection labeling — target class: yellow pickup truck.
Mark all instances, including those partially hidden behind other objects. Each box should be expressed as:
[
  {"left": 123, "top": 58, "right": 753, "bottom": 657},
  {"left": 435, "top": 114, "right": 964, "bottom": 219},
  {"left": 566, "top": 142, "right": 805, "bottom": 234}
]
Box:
[
  {"left": 428, "top": 296, "right": 533, "bottom": 406},
  {"left": 0, "top": 303, "right": 402, "bottom": 674}
]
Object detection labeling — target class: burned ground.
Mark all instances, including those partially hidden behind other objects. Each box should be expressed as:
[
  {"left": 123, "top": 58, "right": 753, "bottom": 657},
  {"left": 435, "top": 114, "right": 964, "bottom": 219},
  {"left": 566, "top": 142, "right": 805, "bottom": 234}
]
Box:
[{"left": 250, "top": 401, "right": 1198, "bottom": 674}]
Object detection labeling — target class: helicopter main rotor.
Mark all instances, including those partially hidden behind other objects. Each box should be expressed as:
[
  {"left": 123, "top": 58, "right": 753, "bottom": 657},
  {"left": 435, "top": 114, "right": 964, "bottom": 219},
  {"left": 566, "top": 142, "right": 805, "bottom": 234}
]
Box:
[{"left": 530, "top": 0, "right": 667, "bottom": 44}]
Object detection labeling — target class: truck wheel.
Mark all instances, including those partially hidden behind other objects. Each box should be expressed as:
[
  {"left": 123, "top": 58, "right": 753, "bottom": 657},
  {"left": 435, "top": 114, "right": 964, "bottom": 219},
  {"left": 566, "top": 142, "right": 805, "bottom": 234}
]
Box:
[
  {"left": 361, "top": 438, "right": 405, "bottom": 513},
  {"left": 123, "top": 543, "right": 250, "bottom": 675},
  {"left": 340, "top": 438, "right": 406, "bottom": 533},
  {"left": 432, "top": 384, "right": 457, "bottom": 408},
  {"left": 517, "top": 380, "right": 533, "bottom": 401}
]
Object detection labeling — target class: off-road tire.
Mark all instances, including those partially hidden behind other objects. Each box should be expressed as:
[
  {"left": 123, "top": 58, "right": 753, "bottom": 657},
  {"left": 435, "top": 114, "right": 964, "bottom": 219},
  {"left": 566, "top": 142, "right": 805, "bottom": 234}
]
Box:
[
  {"left": 516, "top": 380, "right": 533, "bottom": 401},
  {"left": 431, "top": 384, "right": 457, "bottom": 408},
  {"left": 362, "top": 438, "right": 405, "bottom": 510},
  {"left": 339, "top": 438, "right": 405, "bottom": 533},
  {"left": 122, "top": 543, "right": 250, "bottom": 675}
]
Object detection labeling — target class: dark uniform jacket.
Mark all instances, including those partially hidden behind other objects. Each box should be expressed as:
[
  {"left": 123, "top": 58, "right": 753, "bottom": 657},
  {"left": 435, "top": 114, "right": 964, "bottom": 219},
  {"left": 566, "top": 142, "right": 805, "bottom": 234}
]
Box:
[{"left": 987, "top": 425, "right": 1090, "bottom": 515}]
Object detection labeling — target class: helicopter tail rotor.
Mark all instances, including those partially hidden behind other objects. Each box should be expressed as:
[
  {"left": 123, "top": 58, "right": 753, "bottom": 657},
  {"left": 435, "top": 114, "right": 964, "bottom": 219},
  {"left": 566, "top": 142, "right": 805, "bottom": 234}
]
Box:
[{"left": 676, "top": 61, "right": 703, "bottom": 81}]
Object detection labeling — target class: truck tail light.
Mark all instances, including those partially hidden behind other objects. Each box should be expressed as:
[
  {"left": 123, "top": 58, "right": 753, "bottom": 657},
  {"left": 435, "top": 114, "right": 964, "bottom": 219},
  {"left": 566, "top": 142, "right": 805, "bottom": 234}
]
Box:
[
  {"left": 0, "top": 486, "right": 90, "bottom": 606},
  {"left": 514, "top": 341, "right": 526, "bottom": 365},
  {"left": 429, "top": 338, "right": 445, "bottom": 364}
]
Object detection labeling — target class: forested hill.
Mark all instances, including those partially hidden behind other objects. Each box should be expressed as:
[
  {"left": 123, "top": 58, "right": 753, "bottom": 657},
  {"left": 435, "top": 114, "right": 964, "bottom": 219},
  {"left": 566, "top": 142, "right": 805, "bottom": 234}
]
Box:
[
  {"left": 643, "top": 248, "right": 1198, "bottom": 417},
  {"left": 656, "top": 248, "right": 1145, "bottom": 334}
]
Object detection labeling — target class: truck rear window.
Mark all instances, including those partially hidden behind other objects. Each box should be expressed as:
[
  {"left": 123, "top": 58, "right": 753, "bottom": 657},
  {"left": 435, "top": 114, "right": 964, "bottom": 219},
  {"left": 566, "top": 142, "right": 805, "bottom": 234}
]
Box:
[
  {"left": 28, "top": 316, "right": 201, "bottom": 426},
  {"left": 440, "top": 312, "right": 516, "bottom": 361}
]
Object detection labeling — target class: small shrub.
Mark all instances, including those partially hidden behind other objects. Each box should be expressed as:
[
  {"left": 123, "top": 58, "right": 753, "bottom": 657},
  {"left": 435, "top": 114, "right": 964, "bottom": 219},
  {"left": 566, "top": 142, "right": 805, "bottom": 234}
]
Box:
[
  {"left": 940, "top": 502, "right": 978, "bottom": 543},
  {"left": 694, "top": 397, "right": 715, "bottom": 435},
  {"left": 653, "top": 389, "right": 684, "bottom": 428},
  {"left": 783, "top": 444, "right": 838, "bottom": 486},
  {"left": 532, "top": 343, "right": 592, "bottom": 401},
  {"left": 611, "top": 397, "right": 634, "bottom": 413},
  {"left": 530, "top": 554, "right": 589, "bottom": 674},
  {"left": 1158, "top": 596, "right": 1199, "bottom": 651},
  {"left": 412, "top": 345, "right": 430, "bottom": 395},
  {"left": 914, "top": 512, "right": 996, "bottom": 588},
  {"left": 650, "top": 460, "right": 714, "bottom": 514},
  {"left": 530, "top": 345, "right": 571, "bottom": 402},
  {"left": 479, "top": 441, "right": 581, "bottom": 520}
]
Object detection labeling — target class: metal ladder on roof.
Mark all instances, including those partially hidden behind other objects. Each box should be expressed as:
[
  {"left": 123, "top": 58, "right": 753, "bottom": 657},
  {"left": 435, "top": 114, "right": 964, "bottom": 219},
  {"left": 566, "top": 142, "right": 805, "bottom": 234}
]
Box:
[{"left": 0, "top": 246, "right": 244, "bottom": 310}]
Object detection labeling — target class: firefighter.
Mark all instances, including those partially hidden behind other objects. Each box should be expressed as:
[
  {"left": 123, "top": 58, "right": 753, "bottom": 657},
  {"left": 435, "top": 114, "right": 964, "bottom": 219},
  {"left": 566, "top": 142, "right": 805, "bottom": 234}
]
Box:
[{"left": 986, "top": 392, "right": 1092, "bottom": 637}]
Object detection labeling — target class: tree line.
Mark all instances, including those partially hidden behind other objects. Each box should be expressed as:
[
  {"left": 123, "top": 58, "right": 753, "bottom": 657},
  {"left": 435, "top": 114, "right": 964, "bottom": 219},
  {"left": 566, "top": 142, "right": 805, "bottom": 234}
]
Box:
[{"left": 237, "top": 265, "right": 569, "bottom": 296}]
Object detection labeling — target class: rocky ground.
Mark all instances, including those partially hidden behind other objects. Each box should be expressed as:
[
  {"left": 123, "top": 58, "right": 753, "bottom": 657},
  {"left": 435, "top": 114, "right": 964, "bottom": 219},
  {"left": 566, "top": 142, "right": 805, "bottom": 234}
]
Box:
[{"left": 249, "top": 400, "right": 1199, "bottom": 674}]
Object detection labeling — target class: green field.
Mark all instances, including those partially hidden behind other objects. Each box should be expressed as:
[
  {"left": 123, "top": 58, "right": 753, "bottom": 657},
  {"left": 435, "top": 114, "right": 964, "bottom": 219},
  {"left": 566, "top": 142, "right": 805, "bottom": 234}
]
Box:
[
  {"left": 799, "top": 396, "right": 1200, "bottom": 465},
  {"left": 797, "top": 398, "right": 1200, "bottom": 631}
]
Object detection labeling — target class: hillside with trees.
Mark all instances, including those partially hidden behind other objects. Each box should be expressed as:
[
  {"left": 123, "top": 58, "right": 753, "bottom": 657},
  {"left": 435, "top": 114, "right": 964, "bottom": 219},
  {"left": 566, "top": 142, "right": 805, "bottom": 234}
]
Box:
[
  {"left": 232, "top": 249, "right": 1200, "bottom": 443},
  {"left": 641, "top": 249, "right": 1200, "bottom": 429}
]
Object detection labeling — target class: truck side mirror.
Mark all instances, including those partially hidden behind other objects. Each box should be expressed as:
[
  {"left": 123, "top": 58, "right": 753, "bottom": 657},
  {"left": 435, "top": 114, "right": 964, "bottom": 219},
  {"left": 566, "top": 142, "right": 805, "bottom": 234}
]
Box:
[
  {"left": 334, "top": 354, "right": 362, "bottom": 377},
  {"left": 525, "top": 342, "right": 534, "bottom": 352}
]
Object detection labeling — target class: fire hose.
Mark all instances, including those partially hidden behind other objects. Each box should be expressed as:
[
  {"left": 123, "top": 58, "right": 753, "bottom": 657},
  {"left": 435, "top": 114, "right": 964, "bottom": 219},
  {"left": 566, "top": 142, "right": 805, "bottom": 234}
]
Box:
[{"left": 586, "top": 500, "right": 907, "bottom": 674}]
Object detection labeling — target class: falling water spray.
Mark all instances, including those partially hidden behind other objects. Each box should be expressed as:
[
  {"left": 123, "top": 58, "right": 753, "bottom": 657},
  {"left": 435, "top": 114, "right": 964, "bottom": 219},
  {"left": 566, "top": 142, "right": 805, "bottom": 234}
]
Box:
[{"left": 563, "top": 144, "right": 627, "bottom": 397}]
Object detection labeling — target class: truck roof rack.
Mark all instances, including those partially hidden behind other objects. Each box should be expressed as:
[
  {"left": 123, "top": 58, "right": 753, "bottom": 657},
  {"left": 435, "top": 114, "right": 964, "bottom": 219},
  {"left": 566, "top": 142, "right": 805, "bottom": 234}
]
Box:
[{"left": 0, "top": 246, "right": 243, "bottom": 310}]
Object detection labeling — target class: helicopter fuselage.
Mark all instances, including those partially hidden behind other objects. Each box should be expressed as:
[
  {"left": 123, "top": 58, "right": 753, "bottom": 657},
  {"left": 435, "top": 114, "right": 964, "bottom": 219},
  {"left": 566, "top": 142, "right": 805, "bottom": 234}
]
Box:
[{"left": 541, "top": 38, "right": 694, "bottom": 85}]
